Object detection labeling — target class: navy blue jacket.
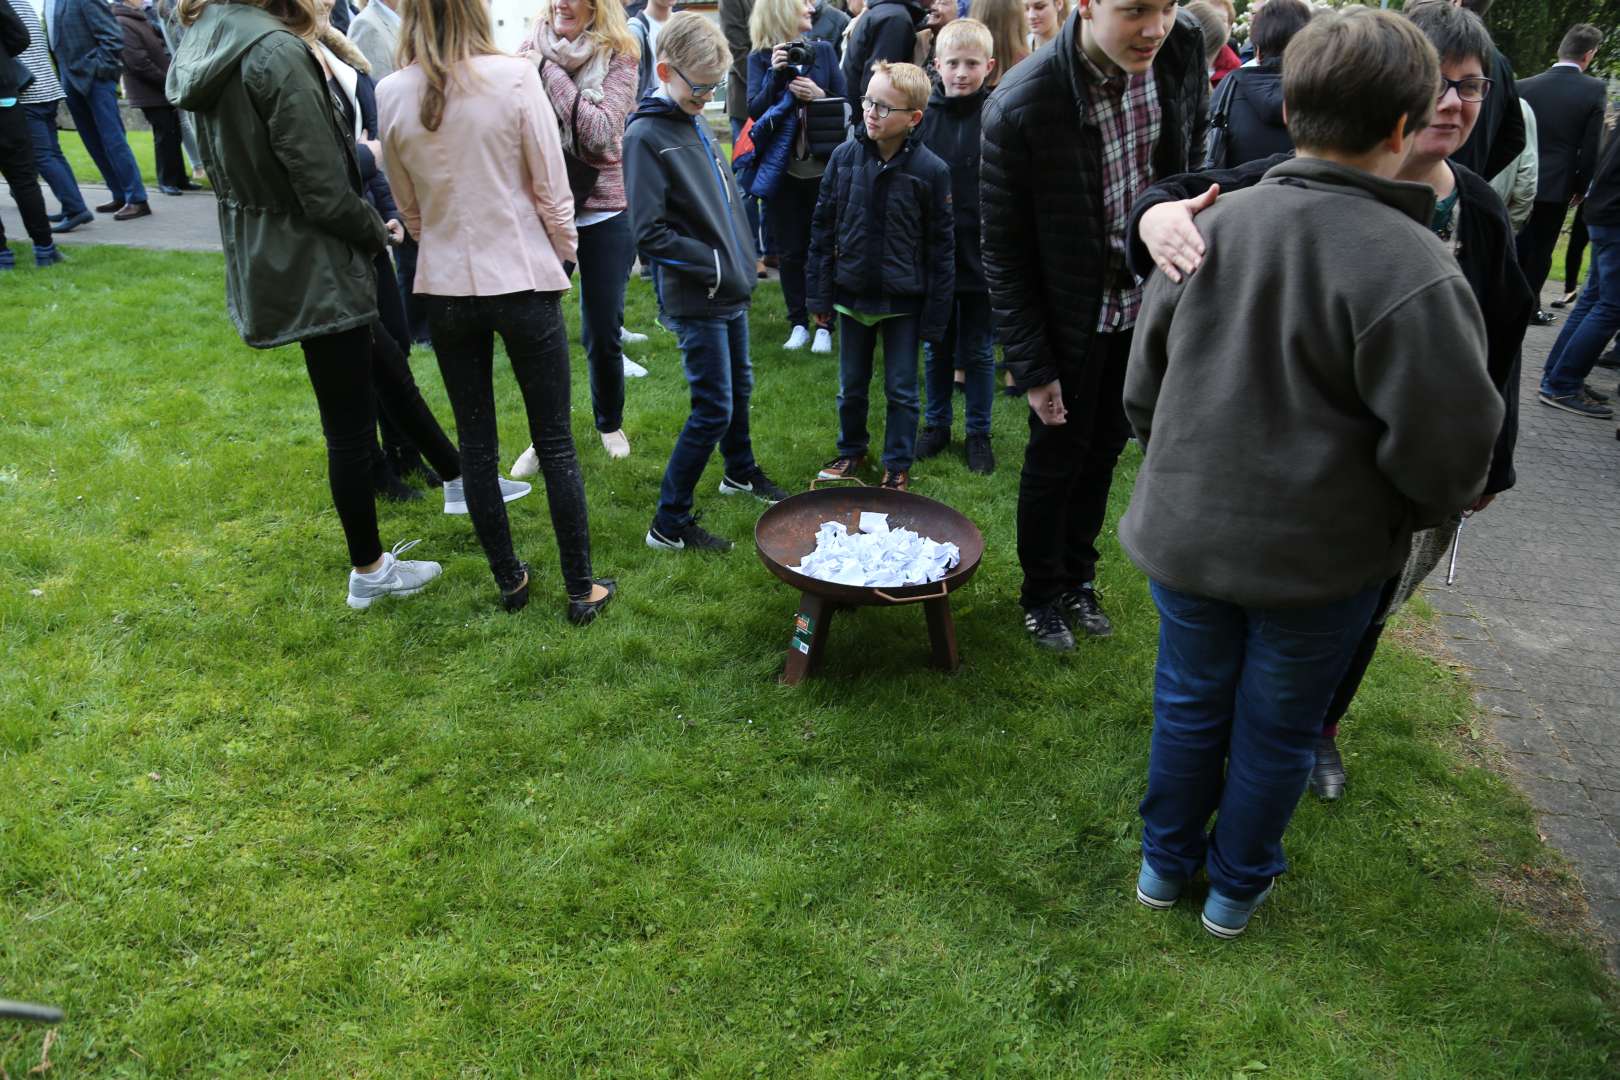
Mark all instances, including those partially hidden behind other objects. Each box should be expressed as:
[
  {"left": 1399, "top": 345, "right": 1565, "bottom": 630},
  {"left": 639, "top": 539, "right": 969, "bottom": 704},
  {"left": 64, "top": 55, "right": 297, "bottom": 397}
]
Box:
[
  {"left": 351, "top": 69, "right": 400, "bottom": 224},
  {"left": 625, "top": 95, "right": 758, "bottom": 318},
  {"left": 918, "top": 83, "right": 985, "bottom": 294},
  {"left": 807, "top": 126, "right": 955, "bottom": 341},
  {"left": 747, "top": 39, "right": 844, "bottom": 120},
  {"left": 48, "top": 0, "right": 124, "bottom": 93}
]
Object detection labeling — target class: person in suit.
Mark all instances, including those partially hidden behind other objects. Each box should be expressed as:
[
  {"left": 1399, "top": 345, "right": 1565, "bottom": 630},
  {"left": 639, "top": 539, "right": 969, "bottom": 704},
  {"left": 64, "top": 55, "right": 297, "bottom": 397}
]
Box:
[
  {"left": 47, "top": 0, "right": 151, "bottom": 218},
  {"left": 1515, "top": 22, "right": 1605, "bottom": 326}
]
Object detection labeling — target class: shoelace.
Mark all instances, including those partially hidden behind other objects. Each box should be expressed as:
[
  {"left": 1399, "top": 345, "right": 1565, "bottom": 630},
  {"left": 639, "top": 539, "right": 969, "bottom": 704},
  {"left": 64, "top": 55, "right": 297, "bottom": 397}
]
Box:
[
  {"left": 388, "top": 538, "right": 424, "bottom": 560},
  {"left": 1029, "top": 605, "right": 1066, "bottom": 636}
]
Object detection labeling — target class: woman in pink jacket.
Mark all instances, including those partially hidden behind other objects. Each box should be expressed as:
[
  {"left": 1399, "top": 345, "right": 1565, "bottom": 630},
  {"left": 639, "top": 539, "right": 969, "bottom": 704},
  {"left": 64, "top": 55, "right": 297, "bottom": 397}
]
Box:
[{"left": 376, "top": 0, "right": 613, "bottom": 623}]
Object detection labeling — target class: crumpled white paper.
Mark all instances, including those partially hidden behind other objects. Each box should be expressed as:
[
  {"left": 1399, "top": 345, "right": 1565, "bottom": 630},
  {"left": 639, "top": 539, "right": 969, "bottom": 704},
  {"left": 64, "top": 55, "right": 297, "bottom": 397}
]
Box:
[{"left": 790, "top": 515, "right": 961, "bottom": 587}]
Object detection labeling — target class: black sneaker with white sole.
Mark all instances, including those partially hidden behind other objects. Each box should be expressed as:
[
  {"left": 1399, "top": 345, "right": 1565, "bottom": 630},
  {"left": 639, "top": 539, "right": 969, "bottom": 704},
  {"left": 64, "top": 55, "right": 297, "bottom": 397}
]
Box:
[
  {"left": 1023, "top": 601, "right": 1075, "bottom": 652},
  {"left": 718, "top": 467, "right": 790, "bottom": 504},
  {"left": 1059, "top": 585, "right": 1114, "bottom": 637},
  {"left": 646, "top": 515, "right": 734, "bottom": 553}
]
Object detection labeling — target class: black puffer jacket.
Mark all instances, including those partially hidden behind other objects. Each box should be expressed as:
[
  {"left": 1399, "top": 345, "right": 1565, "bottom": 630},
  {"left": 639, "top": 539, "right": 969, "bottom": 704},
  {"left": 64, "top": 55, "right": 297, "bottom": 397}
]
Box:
[
  {"left": 806, "top": 126, "right": 955, "bottom": 341},
  {"left": 840, "top": 0, "right": 926, "bottom": 102},
  {"left": 981, "top": 9, "right": 1208, "bottom": 391},
  {"left": 1126, "top": 152, "right": 1532, "bottom": 498},
  {"left": 919, "top": 83, "right": 986, "bottom": 293}
]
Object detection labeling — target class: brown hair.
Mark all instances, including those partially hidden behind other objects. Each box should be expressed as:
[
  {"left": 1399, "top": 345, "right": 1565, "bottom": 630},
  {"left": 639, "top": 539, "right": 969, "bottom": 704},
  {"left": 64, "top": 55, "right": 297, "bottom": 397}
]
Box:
[
  {"left": 1250, "top": 0, "right": 1311, "bottom": 62},
  {"left": 1283, "top": 7, "right": 1437, "bottom": 155},
  {"left": 397, "top": 0, "right": 500, "bottom": 132},
  {"left": 177, "top": 0, "right": 319, "bottom": 33},
  {"left": 968, "top": 0, "right": 1027, "bottom": 81},
  {"left": 1558, "top": 23, "right": 1602, "bottom": 63}
]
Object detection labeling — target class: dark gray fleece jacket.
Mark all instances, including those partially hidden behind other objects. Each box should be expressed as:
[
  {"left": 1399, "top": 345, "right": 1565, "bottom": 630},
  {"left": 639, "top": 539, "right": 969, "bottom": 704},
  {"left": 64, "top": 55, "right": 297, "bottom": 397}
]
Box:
[{"left": 1120, "top": 157, "right": 1503, "bottom": 608}]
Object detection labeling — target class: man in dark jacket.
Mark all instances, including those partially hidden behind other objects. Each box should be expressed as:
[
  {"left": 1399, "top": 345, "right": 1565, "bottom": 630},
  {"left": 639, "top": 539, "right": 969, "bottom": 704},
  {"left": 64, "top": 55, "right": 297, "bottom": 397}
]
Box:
[
  {"left": 1515, "top": 22, "right": 1606, "bottom": 325},
  {"left": 841, "top": 0, "right": 927, "bottom": 102},
  {"left": 114, "top": 0, "right": 187, "bottom": 194},
  {"left": 980, "top": 0, "right": 1208, "bottom": 651},
  {"left": 0, "top": 0, "right": 61, "bottom": 266},
  {"left": 50, "top": 0, "right": 151, "bottom": 217}
]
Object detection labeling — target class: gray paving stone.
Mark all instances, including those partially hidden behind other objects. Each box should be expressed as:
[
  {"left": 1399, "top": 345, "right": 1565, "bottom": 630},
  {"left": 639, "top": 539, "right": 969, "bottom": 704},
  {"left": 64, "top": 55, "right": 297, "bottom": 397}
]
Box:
[{"left": 1427, "top": 289, "right": 1620, "bottom": 960}]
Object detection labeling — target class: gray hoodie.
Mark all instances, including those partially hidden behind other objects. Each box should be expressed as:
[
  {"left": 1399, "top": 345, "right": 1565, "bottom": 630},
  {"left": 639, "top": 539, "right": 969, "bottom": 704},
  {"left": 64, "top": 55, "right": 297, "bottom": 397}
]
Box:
[{"left": 1120, "top": 157, "right": 1503, "bottom": 609}]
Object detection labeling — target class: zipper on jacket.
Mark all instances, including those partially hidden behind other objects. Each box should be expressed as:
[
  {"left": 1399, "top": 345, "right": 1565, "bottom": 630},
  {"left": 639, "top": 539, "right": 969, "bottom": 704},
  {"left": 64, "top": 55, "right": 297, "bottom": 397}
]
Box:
[{"left": 693, "top": 115, "right": 745, "bottom": 301}]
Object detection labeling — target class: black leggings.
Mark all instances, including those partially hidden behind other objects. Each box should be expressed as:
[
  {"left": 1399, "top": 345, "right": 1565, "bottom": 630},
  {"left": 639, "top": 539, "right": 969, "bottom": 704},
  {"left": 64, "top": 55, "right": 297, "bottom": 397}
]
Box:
[
  {"left": 426, "top": 291, "right": 594, "bottom": 598},
  {"left": 301, "top": 323, "right": 462, "bottom": 568}
]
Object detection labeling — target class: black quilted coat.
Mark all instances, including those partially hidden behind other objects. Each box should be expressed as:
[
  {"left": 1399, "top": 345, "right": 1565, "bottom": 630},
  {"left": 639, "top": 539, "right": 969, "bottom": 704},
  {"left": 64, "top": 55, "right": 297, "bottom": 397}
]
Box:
[{"left": 981, "top": 10, "right": 1208, "bottom": 391}]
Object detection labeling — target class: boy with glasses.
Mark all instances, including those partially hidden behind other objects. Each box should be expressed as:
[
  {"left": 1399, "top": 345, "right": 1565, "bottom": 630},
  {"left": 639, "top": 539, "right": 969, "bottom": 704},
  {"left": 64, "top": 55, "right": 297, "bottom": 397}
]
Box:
[
  {"left": 808, "top": 61, "right": 955, "bottom": 491},
  {"left": 625, "top": 12, "right": 790, "bottom": 554}
]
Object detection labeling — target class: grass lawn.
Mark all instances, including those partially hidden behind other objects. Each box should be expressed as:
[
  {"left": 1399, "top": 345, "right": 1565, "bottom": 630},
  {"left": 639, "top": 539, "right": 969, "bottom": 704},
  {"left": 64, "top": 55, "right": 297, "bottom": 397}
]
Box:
[{"left": 1, "top": 244, "right": 1617, "bottom": 1076}]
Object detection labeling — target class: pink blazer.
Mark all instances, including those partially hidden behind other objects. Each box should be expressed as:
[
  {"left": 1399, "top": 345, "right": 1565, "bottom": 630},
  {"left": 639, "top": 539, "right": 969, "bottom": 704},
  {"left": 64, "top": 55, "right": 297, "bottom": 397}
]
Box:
[{"left": 376, "top": 54, "right": 579, "bottom": 297}]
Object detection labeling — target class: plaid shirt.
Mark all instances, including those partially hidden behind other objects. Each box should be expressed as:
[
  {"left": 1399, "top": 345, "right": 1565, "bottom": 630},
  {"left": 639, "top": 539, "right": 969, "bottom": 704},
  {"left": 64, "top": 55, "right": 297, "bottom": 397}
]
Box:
[{"left": 1077, "top": 49, "right": 1161, "bottom": 332}]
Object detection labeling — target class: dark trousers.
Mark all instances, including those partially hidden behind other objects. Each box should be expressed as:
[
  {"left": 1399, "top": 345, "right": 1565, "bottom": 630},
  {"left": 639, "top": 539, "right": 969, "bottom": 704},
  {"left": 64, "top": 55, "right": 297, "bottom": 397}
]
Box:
[
  {"left": 1515, "top": 199, "right": 1568, "bottom": 305},
  {"left": 370, "top": 252, "right": 419, "bottom": 465},
  {"left": 763, "top": 174, "right": 819, "bottom": 328},
  {"left": 654, "top": 310, "right": 756, "bottom": 533},
  {"left": 62, "top": 77, "right": 147, "bottom": 205},
  {"left": 1015, "top": 329, "right": 1133, "bottom": 608},
  {"left": 0, "top": 105, "right": 52, "bottom": 248},
  {"left": 23, "top": 101, "right": 88, "bottom": 218},
  {"left": 426, "top": 291, "right": 594, "bottom": 597},
  {"left": 836, "top": 312, "right": 921, "bottom": 472},
  {"left": 393, "top": 238, "right": 432, "bottom": 343},
  {"left": 300, "top": 323, "right": 462, "bottom": 569},
  {"left": 1565, "top": 203, "right": 1589, "bottom": 292},
  {"left": 140, "top": 105, "right": 187, "bottom": 189},
  {"left": 577, "top": 213, "right": 636, "bottom": 433},
  {"left": 923, "top": 292, "right": 995, "bottom": 436},
  {"left": 1141, "top": 580, "right": 1381, "bottom": 899}
]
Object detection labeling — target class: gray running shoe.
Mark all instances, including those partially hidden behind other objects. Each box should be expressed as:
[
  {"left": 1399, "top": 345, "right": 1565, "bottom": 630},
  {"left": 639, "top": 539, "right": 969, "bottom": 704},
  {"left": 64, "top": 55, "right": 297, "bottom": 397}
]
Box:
[{"left": 347, "top": 539, "right": 442, "bottom": 610}]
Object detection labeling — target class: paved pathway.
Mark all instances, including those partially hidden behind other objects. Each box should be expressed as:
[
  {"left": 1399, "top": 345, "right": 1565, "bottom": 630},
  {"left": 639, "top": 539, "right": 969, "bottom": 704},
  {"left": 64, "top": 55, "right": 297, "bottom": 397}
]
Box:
[
  {"left": 9, "top": 176, "right": 1619, "bottom": 961},
  {"left": 1425, "top": 294, "right": 1620, "bottom": 970},
  {"left": 2, "top": 181, "right": 223, "bottom": 254}
]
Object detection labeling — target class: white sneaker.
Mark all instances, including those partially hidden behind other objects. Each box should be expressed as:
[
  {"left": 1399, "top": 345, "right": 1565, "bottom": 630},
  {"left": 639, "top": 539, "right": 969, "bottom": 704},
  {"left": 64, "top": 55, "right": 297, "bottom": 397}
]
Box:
[
  {"left": 620, "top": 326, "right": 649, "bottom": 345},
  {"left": 443, "top": 475, "right": 531, "bottom": 515},
  {"left": 346, "top": 539, "right": 442, "bottom": 610},
  {"left": 510, "top": 444, "right": 539, "bottom": 479},
  {"left": 811, "top": 327, "right": 833, "bottom": 354},
  {"left": 623, "top": 356, "right": 649, "bottom": 378},
  {"left": 601, "top": 429, "right": 631, "bottom": 458},
  {"left": 783, "top": 325, "right": 810, "bottom": 350}
]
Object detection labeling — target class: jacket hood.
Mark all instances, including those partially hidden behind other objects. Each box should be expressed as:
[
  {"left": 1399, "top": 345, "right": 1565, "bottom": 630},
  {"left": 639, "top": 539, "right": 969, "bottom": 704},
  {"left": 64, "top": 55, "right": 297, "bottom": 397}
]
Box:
[
  {"left": 1263, "top": 156, "right": 1437, "bottom": 227},
  {"left": 1237, "top": 65, "right": 1284, "bottom": 126},
  {"left": 629, "top": 93, "right": 691, "bottom": 124},
  {"left": 167, "top": 3, "right": 294, "bottom": 111},
  {"left": 867, "top": 0, "right": 928, "bottom": 20}
]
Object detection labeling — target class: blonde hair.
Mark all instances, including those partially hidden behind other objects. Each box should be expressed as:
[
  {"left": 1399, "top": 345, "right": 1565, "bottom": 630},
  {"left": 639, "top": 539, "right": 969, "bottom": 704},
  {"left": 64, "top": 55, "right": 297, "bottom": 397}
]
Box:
[
  {"left": 969, "top": 0, "right": 1027, "bottom": 78},
  {"left": 751, "top": 0, "right": 805, "bottom": 50},
  {"left": 177, "top": 0, "right": 318, "bottom": 34},
  {"left": 536, "top": 0, "right": 639, "bottom": 59},
  {"left": 397, "top": 0, "right": 500, "bottom": 132},
  {"left": 657, "top": 10, "right": 731, "bottom": 72},
  {"left": 869, "top": 60, "right": 930, "bottom": 111},
  {"left": 936, "top": 17, "right": 993, "bottom": 58}
]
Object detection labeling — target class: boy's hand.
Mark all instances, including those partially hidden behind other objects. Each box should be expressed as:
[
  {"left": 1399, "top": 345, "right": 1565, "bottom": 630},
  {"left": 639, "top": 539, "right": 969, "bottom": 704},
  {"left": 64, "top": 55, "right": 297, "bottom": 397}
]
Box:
[
  {"left": 1027, "top": 381, "right": 1067, "bottom": 426},
  {"left": 1140, "top": 183, "right": 1219, "bottom": 284},
  {"left": 788, "top": 77, "right": 825, "bottom": 101}
]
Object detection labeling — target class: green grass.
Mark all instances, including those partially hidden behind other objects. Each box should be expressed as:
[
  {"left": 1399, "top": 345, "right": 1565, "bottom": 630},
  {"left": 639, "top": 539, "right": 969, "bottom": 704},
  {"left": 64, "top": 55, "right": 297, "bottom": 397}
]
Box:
[
  {"left": 58, "top": 129, "right": 164, "bottom": 192},
  {"left": 1, "top": 244, "right": 1617, "bottom": 1077}
]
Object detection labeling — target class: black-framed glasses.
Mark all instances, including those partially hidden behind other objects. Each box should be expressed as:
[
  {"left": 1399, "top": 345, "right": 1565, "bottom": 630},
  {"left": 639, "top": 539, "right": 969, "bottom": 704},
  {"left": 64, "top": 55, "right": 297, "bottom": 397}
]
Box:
[
  {"left": 1438, "top": 75, "right": 1492, "bottom": 103},
  {"left": 672, "top": 64, "right": 721, "bottom": 97},
  {"left": 860, "top": 96, "right": 897, "bottom": 119}
]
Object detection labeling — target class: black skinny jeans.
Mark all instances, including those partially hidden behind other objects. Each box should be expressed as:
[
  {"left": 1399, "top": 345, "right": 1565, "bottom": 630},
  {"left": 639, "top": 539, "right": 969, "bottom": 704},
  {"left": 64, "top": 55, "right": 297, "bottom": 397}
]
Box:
[
  {"left": 140, "top": 105, "right": 187, "bottom": 190},
  {"left": 0, "top": 104, "right": 53, "bottom": 249},
  {"left": 576, "top": 213, "right": 636, "bottom": 433},
  {"left": 426, "top": 291, "right": 594, "bottom": 598},
  {"left": 301, "top": 323, "right": 463, "bottom": 568}
]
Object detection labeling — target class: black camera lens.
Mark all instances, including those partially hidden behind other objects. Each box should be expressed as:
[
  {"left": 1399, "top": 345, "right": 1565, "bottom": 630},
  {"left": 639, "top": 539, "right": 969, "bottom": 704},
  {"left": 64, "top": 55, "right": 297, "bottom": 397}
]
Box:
[{"left": 784, "top": 40, "right": 812, "bottom": 66}]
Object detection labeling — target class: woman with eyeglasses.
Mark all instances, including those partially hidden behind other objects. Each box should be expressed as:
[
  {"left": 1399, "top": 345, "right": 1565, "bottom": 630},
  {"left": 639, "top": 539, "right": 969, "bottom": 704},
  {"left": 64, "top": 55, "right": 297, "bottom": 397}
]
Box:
[
  {"left": 748, "top": 0, "right": 847, "bottom": 353},
  {"left": 510, "top": 0, "right": 642, "bottom": 469},
  {"left": 1129, "top": 1, "right": 1532, "bottom": 804}
]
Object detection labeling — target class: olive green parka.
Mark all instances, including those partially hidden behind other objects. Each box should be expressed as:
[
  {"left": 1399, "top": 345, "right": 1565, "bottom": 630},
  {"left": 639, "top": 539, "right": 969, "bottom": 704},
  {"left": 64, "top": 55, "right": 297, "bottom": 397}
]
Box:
[{"left": 167, "top": 2, "right": 387, "bottom": 348}]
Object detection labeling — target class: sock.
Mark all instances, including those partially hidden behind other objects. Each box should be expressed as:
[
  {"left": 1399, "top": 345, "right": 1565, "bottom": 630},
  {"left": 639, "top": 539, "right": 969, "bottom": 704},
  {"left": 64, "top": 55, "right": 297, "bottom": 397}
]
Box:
[
  {"left": 0, "top": 247, "right": 14, "bottom": 269},
  {"left": 34, "top": 243, "right": 58, "bottom": 263}
]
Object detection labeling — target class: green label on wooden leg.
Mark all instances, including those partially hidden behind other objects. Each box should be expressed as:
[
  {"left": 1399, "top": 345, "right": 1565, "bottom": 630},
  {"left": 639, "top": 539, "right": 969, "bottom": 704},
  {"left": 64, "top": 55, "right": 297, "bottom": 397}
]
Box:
[{"left": 792, "top": 613, "right": 815, "bottom": 654}]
